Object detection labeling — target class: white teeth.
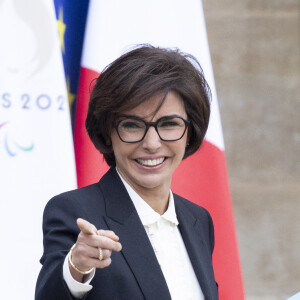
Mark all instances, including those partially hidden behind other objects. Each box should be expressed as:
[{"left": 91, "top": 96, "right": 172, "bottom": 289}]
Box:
[{"left": 136, "top": 157, "right": 164, "bottom": 167}]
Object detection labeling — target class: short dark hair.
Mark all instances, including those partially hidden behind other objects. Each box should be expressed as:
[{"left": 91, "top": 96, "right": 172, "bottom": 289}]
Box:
[{"left": 85, "top": 45, "right": 211, "bottom": 166}]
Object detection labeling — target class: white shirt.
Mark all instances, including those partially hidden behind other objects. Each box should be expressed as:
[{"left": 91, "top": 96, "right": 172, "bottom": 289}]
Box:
[{"left": 63, "top": 171, "right": 204, "bottom": 299}]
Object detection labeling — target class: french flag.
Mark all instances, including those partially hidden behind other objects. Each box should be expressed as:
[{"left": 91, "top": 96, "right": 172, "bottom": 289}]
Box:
[{"left": 74, "top": 0, "right": 244, "bottom": 298}]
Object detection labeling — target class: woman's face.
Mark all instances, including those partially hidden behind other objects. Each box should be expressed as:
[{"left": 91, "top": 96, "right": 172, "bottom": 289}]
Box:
[{"left": 111, "top": 91, "right": 188, "bottom": 194}]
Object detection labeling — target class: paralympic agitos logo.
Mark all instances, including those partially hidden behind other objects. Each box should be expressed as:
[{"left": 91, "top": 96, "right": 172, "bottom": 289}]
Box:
[{"left": 0, "top": 121, "right": 34, "bottom": 157}]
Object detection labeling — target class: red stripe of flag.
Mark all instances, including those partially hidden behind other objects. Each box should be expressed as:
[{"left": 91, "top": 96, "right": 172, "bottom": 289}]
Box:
[{"left": 74, "top": 67, "right": 109, "bottom": 187}]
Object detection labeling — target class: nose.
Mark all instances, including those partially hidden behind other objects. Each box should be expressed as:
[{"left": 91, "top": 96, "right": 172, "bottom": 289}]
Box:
[{"left": 141, "top": 126, "right": 162, "bottom": 152}]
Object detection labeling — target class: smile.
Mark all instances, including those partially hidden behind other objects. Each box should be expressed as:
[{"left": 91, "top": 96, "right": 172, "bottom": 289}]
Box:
[{"left": 136, "top": 157, "right": 165, "bottom": 167}]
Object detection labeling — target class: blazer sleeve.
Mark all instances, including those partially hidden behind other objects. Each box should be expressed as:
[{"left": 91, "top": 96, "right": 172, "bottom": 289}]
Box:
[{"left": 35, "top": 194, "right": 90, "bottom": 300}]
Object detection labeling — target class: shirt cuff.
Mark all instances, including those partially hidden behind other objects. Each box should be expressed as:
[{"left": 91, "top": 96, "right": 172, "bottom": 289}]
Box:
[{"left": 63, "top": 251, "right": 95, "bottom": 299}]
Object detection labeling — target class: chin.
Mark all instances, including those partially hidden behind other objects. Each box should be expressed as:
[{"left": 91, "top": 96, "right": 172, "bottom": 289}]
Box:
[{"left": 136, "top": 176, "right": 169, "bottom": 190}]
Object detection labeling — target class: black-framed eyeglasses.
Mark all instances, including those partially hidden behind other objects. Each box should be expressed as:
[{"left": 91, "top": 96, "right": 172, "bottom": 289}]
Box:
[{"left": 113, "top": 114, "right": 190, "bottom": 143}]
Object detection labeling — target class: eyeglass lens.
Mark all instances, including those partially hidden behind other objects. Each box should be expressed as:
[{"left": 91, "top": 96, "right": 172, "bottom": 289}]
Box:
[{"left": 117, "top": 116, "right": 187, "bottom": 142}]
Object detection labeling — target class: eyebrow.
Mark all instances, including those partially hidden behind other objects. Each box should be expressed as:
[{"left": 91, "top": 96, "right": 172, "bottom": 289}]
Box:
[{"left": 118, "top": 114, "right": 183, "bottom": 121}]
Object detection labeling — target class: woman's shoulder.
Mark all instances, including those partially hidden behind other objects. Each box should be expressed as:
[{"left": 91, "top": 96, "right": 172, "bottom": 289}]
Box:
[
  {"left": 45, "top": 182, "right": 103, "bottom": 213},
  {"left": 42, "top": 182, "right": 107, "bottom": 231},
  {"left": 55, "top": 182, "right": 101, "bottom": 199}
]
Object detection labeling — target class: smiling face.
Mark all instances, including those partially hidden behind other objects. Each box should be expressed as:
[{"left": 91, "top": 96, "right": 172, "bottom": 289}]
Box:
[{"left": 111, "top": 91, "right": 188, "bottom": 195}]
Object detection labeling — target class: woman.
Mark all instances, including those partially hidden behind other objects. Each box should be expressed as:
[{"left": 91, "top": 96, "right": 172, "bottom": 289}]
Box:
[{"left": 35, "top": 45, "right": 218, "bottom": 300}]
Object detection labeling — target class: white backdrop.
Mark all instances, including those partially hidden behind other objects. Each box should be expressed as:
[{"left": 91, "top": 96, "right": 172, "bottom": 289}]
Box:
[{"left": 0, "top": 0, "right": 77, "bottom": 298}]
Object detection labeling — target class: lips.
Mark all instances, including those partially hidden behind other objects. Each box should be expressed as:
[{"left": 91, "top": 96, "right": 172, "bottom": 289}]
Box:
[{"left": 136, "top": 157, "right": 165, "bottom": 167}]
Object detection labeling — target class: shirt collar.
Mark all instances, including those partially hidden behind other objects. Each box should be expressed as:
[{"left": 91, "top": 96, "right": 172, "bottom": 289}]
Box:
[{"left": 116, "top": 168, "right": 179, "bottom": 227}]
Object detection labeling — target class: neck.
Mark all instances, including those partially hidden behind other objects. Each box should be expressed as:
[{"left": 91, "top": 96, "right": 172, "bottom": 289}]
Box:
[
  {"left": 116, "top": 168, "right": 171, "bottom": 215},
  {"left": 134, "top": 186, "right": 170, "bottom": 215}
]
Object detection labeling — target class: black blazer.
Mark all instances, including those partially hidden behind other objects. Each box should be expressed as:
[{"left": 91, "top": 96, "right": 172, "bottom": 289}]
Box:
[{"left": 35, "top": 168, "right": 218, "bottom": 300}]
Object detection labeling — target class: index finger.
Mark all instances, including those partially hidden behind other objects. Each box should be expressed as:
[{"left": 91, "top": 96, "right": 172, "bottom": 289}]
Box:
[{"left": 77, "top": 218, "right": 98, "bottom": 235}]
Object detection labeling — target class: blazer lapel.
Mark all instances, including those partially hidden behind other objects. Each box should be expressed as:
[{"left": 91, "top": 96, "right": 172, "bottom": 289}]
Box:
[
  {"left": 99, "top": 168, "right": 171, "bottom": 300},
  {"left": 174, "top": 195, "right": 218, "bottom": 299}
]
